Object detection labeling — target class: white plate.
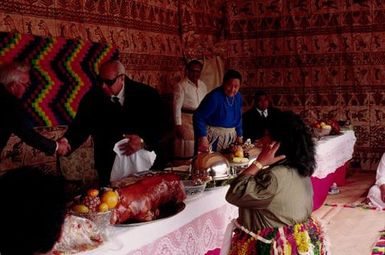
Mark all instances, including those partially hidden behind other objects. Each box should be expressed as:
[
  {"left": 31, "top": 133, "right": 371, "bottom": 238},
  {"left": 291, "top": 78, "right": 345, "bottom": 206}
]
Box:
[
  {"left": 229, "top": 160, "right": 250, "bottom": 167},
  {"left": 163, "top": 165, "right": 190, "bottom": 172}
]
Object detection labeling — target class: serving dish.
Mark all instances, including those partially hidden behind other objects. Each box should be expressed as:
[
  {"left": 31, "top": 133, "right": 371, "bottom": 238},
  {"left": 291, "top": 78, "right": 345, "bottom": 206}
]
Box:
[
  {"left": 70, "top": 210, "right": 112, "bottom": 230},
  {"left": 182, "top": 180, "right": 206, "bottom": 201},
  {"left": 114, "top": 202, "right": 186, "bottom": 227},
  {"left": 192, "top": 152, "right": 231, "bottom": 181},
  {"left": 229, "top": 158, "right": 250, "bottom": 167},
  {"left": 313, "top": 127, "right": 331, "bottom": 137}
]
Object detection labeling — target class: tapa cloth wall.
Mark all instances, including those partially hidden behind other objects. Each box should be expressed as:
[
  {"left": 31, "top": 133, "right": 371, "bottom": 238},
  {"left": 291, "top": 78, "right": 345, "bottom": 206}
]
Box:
[{"left": 1, "top": 1, "right": 385, "bottom": 170}]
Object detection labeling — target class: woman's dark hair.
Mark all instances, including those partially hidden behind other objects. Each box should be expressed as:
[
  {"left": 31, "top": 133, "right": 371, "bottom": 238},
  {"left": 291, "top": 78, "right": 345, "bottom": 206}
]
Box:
[
  {"left": 223, "top": 69, "right": 242, "bottom": 84},
  {"left": 267, "top": 111, "right": 316, "bottom": 177},
  {"left": 0, "top": 167, "right": 67, "bottom": 255}
]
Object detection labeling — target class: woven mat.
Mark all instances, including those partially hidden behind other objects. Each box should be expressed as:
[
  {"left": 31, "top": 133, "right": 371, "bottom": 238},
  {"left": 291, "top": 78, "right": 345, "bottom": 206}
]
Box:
[
  {"left": 313, "top": 201, "right": 385, "bottom": 255},
  {"left": 372, "top": 230, "right": 385, "bottom": 255}
]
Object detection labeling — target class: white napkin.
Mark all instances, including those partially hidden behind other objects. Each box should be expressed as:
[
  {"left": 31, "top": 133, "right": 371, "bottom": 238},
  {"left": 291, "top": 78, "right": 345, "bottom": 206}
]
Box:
[{"left": 110, "top": 138, "right": 157, "bottom": 182}]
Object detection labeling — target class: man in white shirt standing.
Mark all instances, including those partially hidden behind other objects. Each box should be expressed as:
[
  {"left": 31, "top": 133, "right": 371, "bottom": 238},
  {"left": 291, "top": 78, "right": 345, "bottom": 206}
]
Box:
[{"left": 173, "top": 60, "right": 208, "bottom": 159}]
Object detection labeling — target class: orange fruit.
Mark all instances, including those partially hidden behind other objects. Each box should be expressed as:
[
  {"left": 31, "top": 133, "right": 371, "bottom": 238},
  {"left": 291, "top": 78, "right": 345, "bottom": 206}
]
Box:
[
  {"left": 98, "top": 203, "right": 109, "bottom": 212},
  {"left": 87, "top": 188, "right": 99, "bottom": 197},
  {"left": 101, "top": 190, "right": 119, "bottom": 209},
  {"left": 72, "top": 204, "right": 90, "bottom": 214}
]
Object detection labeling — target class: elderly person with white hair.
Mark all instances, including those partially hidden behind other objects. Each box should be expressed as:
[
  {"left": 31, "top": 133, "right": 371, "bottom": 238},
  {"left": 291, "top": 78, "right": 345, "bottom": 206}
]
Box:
[{"left": 0, "top": 62, "right": 69, "bottom": 156}]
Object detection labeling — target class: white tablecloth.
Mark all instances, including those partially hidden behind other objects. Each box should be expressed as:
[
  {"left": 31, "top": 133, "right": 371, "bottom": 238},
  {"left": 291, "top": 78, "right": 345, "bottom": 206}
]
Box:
[
  {"left": 313, "top": 130, "right": 356, "bottom": 179},
  {"left": 81, "top": 186, "right": 237, "bottom": 255}
]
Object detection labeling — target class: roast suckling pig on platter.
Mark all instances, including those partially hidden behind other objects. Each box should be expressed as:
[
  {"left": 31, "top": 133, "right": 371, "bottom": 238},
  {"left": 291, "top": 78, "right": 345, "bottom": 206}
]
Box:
[{"left": 112, "top": 173, "right": 186, "bottom": 224}]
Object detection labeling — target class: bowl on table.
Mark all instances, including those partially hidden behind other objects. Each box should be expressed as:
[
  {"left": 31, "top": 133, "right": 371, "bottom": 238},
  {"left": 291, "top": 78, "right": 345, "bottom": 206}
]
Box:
[
  {"left": 69, "top": 192, "right": 114, "bottom": 231},
  {"left": 313, "top": 127, "right": 331, "bottom": 137},
  {"left": 70, "top": 209, "right": 113, "bottom": 231},
  {"left": 182, "top": 180, "right": 206, "bottom": 201}
]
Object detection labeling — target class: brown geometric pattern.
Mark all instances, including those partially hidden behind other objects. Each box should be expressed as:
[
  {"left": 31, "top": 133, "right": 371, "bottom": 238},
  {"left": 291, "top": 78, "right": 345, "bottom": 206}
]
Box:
[
  {"left": 227, "top": 1, "right": 385, "bottom": 171},
  {"left": 1, "top": 0, "right": 384, "bottom": 170}
]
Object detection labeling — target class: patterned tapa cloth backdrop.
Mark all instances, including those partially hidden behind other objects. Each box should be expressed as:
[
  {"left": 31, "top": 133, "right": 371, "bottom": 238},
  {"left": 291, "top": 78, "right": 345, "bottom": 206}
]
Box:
[
  {"left": 225, "top": 0, "right": 385, "bottom": 170},
  {"left": 2, "top": 0, "right": 384, "bottom": 170},
  {"left": 0, "top": 32, "right": 118, "bottom": 126}
]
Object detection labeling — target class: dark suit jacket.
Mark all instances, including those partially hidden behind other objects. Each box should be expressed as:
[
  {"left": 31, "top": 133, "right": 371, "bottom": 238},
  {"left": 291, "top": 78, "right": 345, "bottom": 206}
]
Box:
[
  {"left": 242, "top": 106, "right": 281, "bottom": 142},
  {"left": 64, "top": 77, "right": 164, "bottom": 185},
  {"left": 0, "top": 84, "right": 56, "bottom": 156}
]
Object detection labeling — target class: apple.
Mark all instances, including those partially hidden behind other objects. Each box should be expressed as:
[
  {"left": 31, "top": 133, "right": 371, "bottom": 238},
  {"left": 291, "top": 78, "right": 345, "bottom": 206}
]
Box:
[{"left": 87, "top": 188, "right": 99, "bottom": 197}]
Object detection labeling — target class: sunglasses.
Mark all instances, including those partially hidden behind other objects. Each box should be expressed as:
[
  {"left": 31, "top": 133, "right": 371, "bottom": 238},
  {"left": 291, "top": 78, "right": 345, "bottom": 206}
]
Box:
[
  {"left": 98, "top": 74, "right": 124, "bottom": 87},
  {"left": 16, "top": 80, "right": 31, "bottom": 88}
]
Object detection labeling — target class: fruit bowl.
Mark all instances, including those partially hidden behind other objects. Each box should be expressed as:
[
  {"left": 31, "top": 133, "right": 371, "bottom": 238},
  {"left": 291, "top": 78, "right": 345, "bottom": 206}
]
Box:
[
  {"left": 313, "top": 127, "right": 331, "bottom": 137},
  {"left": 69, "top": 187, "right": 119, "bottom": 231},
  {"left": 71, "top": 210, "right": 113, "bottom": 230}
]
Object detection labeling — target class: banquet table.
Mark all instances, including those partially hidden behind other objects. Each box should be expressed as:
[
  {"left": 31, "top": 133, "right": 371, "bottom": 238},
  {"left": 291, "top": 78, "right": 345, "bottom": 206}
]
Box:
[
  {"left": 78, "top": 130, "right": 356, "bottom": 254},
  {"left": 81, "top": 186, "right": 237, "bottom": 255},
  {"left": 311, "top": 130, "right": 357, "bottom": 210}
]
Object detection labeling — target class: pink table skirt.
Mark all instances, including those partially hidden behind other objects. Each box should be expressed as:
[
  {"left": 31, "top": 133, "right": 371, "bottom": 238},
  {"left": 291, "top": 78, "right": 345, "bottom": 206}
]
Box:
[
  {"left": 128, "top": 203, "right": 237, "bottom": 255},
  {"left": 311, "top": 161, "right": 349, "bottom": 211}
]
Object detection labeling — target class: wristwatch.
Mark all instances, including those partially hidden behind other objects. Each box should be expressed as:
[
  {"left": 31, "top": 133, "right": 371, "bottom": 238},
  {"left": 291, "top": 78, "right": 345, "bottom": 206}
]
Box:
[{"left": 252, "top": 160, "right": 269, "bottom": 170}]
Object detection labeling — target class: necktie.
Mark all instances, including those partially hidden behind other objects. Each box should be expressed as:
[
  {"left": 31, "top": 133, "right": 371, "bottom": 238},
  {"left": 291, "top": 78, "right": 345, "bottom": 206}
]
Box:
[
  {"left": 263, "top": 110, "right": 268, "bottom": 118},
  {"left": 112, "top": 96, "right": 120, "bottom": 106}
]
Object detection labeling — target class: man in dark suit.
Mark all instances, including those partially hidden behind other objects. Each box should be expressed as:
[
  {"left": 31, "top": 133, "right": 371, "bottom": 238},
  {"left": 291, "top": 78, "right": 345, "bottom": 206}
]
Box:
[
  {"left": 62, "top": 60, "right": 164, "bottom": 185},
  {"left": 242, "top": 90, "right": 281, "bottom": 142},
  {"left": 0, "top": 63, "right": 69, "bottom": 157}
]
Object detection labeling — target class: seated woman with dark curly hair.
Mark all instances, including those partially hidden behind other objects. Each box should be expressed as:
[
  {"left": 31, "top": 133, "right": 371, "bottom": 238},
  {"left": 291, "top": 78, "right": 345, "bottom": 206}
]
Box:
[{"left": 224, "top": 111, "right": 329, "bottom": 255}]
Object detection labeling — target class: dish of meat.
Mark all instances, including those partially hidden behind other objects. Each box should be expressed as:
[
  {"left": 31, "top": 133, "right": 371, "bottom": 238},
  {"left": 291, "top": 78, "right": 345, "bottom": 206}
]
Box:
[
  {"left": 114, "top": 202, "right": 185, "bottom": 227},
  {"left": 111, "top": 173, "right": 186, "bottom": 225}
]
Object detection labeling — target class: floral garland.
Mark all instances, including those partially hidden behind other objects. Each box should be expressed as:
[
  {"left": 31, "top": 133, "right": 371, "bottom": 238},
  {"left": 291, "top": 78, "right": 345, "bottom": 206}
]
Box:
[
  {"left": 372, "top": 230, "right": 385, "bottom": 255},
  {"left": 229, "top": 218, "right": 327, "bottom": 255}
]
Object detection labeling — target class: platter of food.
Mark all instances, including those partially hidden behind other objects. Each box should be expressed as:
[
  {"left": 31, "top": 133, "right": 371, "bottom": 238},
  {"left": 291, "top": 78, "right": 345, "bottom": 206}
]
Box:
[
  {"left": 114, "top": 202, "right": 186, "bottom": 227},
  {"left": 111, "top": 173, "right": 186, "bottom": 227},
  {"left": 312, "top": 119, "right": 341, "bottom": 138},
  {"left": 224, "top": 141, "right": 260, "bottom": 167}
]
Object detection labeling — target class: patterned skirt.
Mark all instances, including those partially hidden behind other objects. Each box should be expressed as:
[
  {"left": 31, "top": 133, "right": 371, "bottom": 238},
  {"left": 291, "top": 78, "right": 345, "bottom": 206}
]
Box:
[
  {"left": 207, "top": 126, "right": 236, "bottom": 152},
  {"left": 229, "top": 218, "right": 329, "bottom": 255}
]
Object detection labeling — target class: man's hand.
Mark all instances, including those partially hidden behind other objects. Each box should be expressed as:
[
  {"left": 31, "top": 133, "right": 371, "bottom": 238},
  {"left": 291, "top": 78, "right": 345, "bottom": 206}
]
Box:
[
  {"left": 56, "top": 137, "right": 71, "bottom": 156},
  {"left": 119, "top": 134, "right": 144, "bottom": 156}
]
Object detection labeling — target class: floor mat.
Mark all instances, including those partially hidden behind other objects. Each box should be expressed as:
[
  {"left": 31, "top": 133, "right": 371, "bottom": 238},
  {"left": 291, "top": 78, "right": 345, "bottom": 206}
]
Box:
[{"left": 313, "top": 203, "right": 385, "bottom": 255}]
